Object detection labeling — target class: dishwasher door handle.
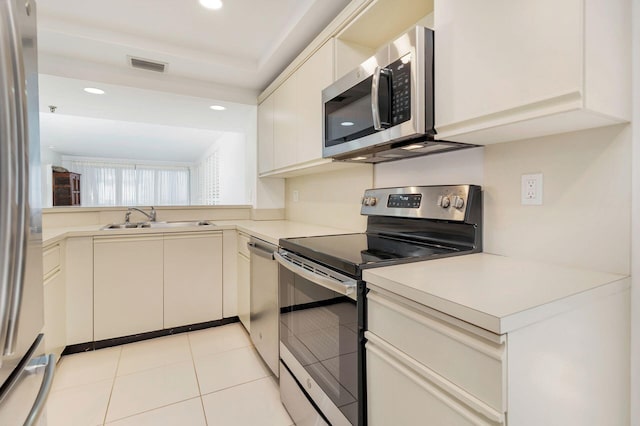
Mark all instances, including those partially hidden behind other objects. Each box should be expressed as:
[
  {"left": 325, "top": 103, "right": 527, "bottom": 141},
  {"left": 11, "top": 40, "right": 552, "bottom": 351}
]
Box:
[{"left": 247, "top": 242, "right": 276, "bottom": 260}]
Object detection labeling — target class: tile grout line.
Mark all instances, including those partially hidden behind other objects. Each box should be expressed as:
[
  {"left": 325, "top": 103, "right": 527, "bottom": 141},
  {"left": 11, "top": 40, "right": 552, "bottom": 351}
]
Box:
[
  {"left": 199, "top": 373, "right": 274, "bottom": 398},
  {"left": 102, "top": 347, "right": 123, "bottom": 426},
  {"left": 100, "top": 397, "right": 201, "bottom": 425},
  {"left": 187, "top": 331, "right": 209, "bottom": 426}
]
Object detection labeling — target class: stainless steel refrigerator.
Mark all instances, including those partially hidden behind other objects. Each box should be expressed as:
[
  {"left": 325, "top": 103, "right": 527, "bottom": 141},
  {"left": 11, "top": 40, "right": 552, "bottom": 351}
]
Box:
[{"left": 0, "top": 0, "right": 55, "bottom": 424}]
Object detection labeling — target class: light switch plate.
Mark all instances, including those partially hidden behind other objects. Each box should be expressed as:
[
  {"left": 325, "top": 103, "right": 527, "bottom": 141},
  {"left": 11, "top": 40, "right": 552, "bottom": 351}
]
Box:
[{"left": 521, "top": 173, "right": 543, "bottom": 205}]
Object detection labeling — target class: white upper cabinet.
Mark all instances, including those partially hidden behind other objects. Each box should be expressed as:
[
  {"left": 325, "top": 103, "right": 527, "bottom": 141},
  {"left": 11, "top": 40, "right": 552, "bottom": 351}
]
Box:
[
  {"left": 257, "top": 94, "right": 275, "bottom": 175},
  {"left": 296, "top": 41, "right": 335, "bottom": 165},
  {"left": 273, "top": 71, "right": 300, "bottom": 170},
  {"left": 260, "top": 40, "right": 335, "bottom": 175},
  {"left": 434, "top": 0, "right": 631, "bottom": 144}
]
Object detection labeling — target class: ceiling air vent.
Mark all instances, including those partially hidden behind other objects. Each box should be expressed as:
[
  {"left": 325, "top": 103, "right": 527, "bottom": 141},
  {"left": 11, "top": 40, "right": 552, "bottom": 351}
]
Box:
[{"left": 128, "top": 56, "right": 168, "bottom": 73}]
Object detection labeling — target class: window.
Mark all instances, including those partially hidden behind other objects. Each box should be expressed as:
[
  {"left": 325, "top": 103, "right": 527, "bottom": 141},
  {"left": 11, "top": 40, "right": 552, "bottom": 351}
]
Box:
[{"left": 63, "top": 158, "right": 190, "bottom": 206}]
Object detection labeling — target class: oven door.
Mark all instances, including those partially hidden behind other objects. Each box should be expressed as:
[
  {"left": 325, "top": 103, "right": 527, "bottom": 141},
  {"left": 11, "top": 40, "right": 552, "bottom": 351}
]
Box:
[{"left": 276, "top": 251, "right": 359, "bottom": 426}]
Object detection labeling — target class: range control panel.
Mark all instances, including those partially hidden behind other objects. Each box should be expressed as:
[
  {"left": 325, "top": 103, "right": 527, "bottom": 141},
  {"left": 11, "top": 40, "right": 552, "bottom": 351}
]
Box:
[
  {"left": 387, "top": 194, "right": 422, "bottom": 208},
  {"left": 361, "top": 185, "right": 481, "bottom": 222}
]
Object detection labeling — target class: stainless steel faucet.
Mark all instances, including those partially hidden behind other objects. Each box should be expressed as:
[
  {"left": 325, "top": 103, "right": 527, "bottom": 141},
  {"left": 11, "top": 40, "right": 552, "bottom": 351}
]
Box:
[{"left": 125, "top": 206, "right": 156, "bottom": 223}]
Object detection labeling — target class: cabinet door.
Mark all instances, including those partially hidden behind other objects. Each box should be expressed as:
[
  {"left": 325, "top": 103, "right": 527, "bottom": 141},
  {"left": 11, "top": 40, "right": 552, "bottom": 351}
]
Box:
[
  {"left": 258, "top": 94, "right": 275, "bottom": 174},
  {"left": 66, "top": 237, "right": 93, "bottom": 345},
  {"left": 296, "top": 41, "right": 335, "bottom": 164},
  {"left": 273, "top": 72, "right": 298, "bottom": 170},
  {"left": 164, "top": 232, "right": 223, "bottom": 328},
  {"left": 94, "top": 236, "right": 164, "bottom": 341},
  {"left": 366, "top": 332, "right": 505, "bottom": 426},
  {"left": 237, "top": 251, "right": 250, "bottom": 331},
  {"left": 434, "top": 0, "right": 583, "bottom": 139},
  {"left": 43, "top": 269, "right": 65, "bottom": 361}
]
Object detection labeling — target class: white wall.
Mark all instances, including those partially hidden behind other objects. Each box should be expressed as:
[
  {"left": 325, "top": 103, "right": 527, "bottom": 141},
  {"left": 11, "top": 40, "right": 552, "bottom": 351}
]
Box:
[
  {"left": 374, "top": 147, "right": 484, "bottom": 187},
  {"left": 631, "top": 0, "right": 639, "bottom": 421},
  {"left": 483, "top": 124, "right": 631, "bottom": 274},
  {"left": 216, "top": 132, "right": 248, "bottom": 205},
  {"left": 285, "top": 165, "right": 373, "bottom": 231}
]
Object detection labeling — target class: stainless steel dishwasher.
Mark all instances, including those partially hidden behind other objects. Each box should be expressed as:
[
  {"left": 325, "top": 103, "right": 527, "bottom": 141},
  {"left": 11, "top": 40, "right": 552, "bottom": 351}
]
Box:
[{"left": 247, "top": 237, "right": 279, "bottom": 377}]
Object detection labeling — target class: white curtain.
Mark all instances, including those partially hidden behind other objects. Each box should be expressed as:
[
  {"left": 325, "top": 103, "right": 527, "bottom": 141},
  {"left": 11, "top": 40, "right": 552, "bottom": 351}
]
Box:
[{"left": 64, "top": 159, "right": 190, "bottom": 206}]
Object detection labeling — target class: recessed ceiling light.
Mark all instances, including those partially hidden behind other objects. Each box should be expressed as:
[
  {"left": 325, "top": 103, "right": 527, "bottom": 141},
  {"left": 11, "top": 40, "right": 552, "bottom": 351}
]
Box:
[
  {"left": 350, "top": 156, "right": 368, "bottom": 161},
  {"left": 209, "top": 105, "right": 226, "bottom": 111},
  {"left": 84, "top": 87, "right": 105, "bottom": 95},
  {"left": 199, "top": 0, "right": 223, "bottom": 10},
  {"left": 340, "top": 121, "right": 355, "bottom": 126},
  {"left": 48, "top": 146, "right": 55, "bottom": 149}
]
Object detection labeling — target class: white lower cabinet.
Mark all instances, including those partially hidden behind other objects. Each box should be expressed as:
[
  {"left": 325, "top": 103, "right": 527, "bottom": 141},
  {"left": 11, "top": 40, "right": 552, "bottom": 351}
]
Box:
[
  {"left": 236, "top": 232, "right": 251, "bottom": 331},
  {"left": 65, "top": 237, "right": 94, "bottom": 345},
  {"left": 366, "top": 333, "right": 503, "bottom": 426},
  {"left": 366, "top": 288, "right": 506, "bottom": 425},
  {"left": 94, "top": 231, "right": 225, "bottom": 341},
  {"left": 163, "top": 232, "right": 223, "bottom": 328},
  {"left": 366, "top": 282, "right": 631, "bottom": 426},
  {"left": 42, "top": 243, "right": 66, "bottom": 361},
  {"left": 94, "top": 235, "right": 164, "bottom": 340}
]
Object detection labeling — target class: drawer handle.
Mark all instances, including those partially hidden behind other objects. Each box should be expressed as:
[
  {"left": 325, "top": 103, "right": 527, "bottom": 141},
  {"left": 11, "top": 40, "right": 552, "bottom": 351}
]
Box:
[{"left": 366, "top": 331, "right": 504, "bottom": 424}]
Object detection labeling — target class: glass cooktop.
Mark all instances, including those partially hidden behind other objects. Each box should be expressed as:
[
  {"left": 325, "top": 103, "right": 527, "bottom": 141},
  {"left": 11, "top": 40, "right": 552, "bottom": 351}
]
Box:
[{"left": 279, "top": 233, "right": 460, "bottom": 277}]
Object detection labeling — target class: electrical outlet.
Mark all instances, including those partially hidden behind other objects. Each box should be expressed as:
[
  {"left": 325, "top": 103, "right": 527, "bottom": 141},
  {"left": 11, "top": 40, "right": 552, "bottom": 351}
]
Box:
[
  {"left": 292, "top": 190, "right": 299, "bottom": 203},
  {"left": 521, "top": 173, "right": 543, "bottom": 205}
]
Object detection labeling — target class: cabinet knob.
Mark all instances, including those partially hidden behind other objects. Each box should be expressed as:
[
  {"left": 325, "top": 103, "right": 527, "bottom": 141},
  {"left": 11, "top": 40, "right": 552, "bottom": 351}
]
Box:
[{"left": 306, "top": 378, "right": 312, "bottom": 389}]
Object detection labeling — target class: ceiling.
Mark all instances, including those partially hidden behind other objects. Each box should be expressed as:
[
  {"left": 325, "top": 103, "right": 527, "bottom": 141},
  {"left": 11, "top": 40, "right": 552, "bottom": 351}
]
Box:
[
  {"left": 36, "top": 0, "right": 351, "bottom": 101},
  {"left": 36, "top": 0, "right": 350, "bottom": 162}
]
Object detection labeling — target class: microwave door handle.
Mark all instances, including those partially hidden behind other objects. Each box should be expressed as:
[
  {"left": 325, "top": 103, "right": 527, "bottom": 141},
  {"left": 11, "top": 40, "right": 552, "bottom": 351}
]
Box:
[
  {"left": 371, "top": 66, "right": 383, "bottom": 130},
  {"left": 371, "top": 67, "right": 392, "bottom": 131}
]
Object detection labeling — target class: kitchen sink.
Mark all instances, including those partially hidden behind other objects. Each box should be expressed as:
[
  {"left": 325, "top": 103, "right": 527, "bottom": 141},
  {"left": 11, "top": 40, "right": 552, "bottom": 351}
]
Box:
[
  {"left": 101, "top": 222, "right": 152, "bottom": 230},
  {"left": 148, "top": 220, "right": 216, "bottom": 228},
  {"left": 101, "top": 220, "right": 215, "bottom": 230}
]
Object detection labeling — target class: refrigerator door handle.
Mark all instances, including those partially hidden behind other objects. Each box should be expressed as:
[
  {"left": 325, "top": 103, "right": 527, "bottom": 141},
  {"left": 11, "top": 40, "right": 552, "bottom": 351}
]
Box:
[
  {"left": 24, "top": 353, "right": 55, "bottom": 426},
  {"left": 0, "top": 0, "right": 20, "bottom": 357},
  {"left": 3, "top": 0, "right": 30, "bottom": 357}
]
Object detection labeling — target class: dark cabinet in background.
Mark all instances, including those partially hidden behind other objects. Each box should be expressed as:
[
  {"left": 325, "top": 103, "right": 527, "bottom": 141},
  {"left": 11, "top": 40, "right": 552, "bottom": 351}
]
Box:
[{"left": 52, "top": 171, "right": 81, "bottom": 206}]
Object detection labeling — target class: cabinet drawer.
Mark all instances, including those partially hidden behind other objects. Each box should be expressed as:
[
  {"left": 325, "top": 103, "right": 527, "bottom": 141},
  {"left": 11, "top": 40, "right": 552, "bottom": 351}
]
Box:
[
  {"left": 366, "top": 333, "right": 504, "bottom": 426},
  {"left": 367, "top": 289, "right": 506, "bottom": 412},
  {"left": 42, "top": 244, "right": 61, "bottom": 277},
  {"left": 237, "top": 232, "right": 250, "bottom": 257}
]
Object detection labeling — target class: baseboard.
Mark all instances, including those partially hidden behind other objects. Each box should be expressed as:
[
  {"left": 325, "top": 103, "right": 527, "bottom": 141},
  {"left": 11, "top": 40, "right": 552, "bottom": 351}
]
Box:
[{"left": 61, "top": 316, "right": 240, "bottom": 356}]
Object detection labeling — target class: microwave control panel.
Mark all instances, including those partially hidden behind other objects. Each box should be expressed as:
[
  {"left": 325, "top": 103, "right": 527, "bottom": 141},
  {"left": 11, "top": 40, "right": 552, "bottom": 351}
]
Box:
[{"left": 390, "top": 54, "right": 412, "bottom": 125}]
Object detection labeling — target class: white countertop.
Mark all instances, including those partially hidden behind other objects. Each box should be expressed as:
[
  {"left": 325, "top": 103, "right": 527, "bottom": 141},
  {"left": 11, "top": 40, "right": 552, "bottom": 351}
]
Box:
[
  {"left": 363, "top": 253, "right": 629, "bottom": 334},
  {"left": 43, "top": 220, "right": 352, "bottom": 247}
]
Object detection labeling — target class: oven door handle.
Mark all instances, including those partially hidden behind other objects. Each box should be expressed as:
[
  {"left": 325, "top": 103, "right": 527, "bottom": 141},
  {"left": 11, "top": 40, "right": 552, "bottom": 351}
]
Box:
[{"left": 274, "top": 252, "right": 356, "bottom": 296}]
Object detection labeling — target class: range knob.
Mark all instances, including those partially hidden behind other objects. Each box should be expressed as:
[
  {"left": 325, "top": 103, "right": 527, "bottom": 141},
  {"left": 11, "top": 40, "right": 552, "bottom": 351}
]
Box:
[
  {"left": 440, "top": 196, "right": 451, "bottom": 208},
  {"left": 453, "top": 196, "right": 465, "bottom": 209},
  {"left": 362, "top": 196, "right": 378, "bottom": 206}
]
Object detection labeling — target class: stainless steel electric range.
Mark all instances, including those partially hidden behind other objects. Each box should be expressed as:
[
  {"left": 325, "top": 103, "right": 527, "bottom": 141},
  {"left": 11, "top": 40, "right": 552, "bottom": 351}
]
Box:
[{"left": 276, "top": 185, "right": 483, "bottom": 426}]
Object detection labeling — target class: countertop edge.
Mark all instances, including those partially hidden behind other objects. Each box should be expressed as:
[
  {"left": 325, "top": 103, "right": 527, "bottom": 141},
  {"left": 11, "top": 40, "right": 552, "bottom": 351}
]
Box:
[
  {"left": 363, "top": 254, "right": 630, "bottom": 335},
  {"left": 43, "top": 220, "right": 353, "bottom": 247}
]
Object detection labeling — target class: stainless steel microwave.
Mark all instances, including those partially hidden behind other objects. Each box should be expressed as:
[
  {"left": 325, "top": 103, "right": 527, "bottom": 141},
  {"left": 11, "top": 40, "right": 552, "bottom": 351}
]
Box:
[{"left": 322, "top": 26, "right": 474, "bottom": 163}]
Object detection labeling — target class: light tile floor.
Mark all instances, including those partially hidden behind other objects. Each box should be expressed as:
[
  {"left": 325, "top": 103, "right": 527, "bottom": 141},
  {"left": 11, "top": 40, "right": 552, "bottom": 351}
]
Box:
[{"left": 46, "top": 323, "right": 294, "bottom": 426}]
